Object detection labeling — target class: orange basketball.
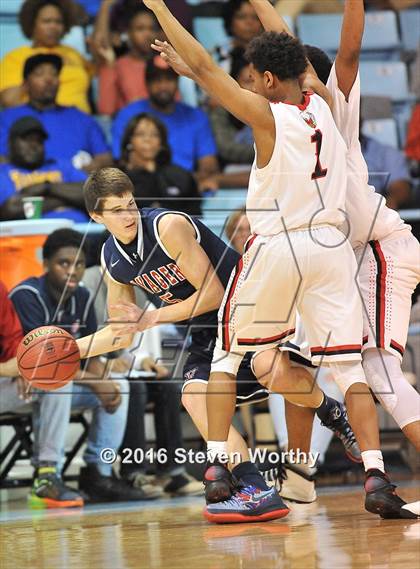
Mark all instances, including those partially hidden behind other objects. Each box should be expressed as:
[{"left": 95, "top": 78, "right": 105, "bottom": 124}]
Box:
[{"left": 17, "top": 326, "right": 80, "bottom": 391}]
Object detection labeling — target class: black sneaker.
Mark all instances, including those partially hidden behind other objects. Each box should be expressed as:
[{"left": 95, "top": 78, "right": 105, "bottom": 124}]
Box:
[
  {"left": 320, "top": 401, "right": 362, "bottom": 463},
  {"left": 29, "top": 465, "right": 84, "bottom": 509},
  {"left": 203, "top": 462, "right": 236, "bottom": 504},
  {"left": 364, "top": 469, "right": 407, "bottom": 519},
  {"left": 79, "top": 465, "right": 158, "bottom": 502}
]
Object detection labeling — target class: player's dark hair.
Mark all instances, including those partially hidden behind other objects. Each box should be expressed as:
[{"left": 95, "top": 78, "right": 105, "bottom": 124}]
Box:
[
  {"left": 304, "top": 45, "right": 332, "bottom": 85},
  {"left": 120, "top": 113, "right": 171, "bottom": 167},
  {"left": 19, "top": 0, "right": 77, "bottom": 39},
  {"left": 43, "top": 228, "right": 87, "bottom": 260},
  {"left": 84, "top": 167, "right": 135, "bottom": 214},
  {"left": 223, "top": 0, "right": 249, "bottom": 36},
  {"left": 245, "top": 32, "right": 308, "bottom": 81}
]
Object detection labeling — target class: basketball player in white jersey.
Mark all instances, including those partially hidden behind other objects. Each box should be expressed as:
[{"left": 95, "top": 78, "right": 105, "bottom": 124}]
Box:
[
  {"left": 143, "top": 0, "right": 407, "bottom": 520},
  {"left": 246, "top": 0, "right": 419, "bottom": 518}
]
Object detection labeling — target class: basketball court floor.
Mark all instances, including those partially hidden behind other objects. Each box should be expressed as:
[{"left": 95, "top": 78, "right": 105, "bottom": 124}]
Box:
[{"left": 1, "top": 482, "right": 419, "bottom": 569}]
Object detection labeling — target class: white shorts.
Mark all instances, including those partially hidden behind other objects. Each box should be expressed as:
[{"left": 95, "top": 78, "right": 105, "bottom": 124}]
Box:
[
  {"left": 355, "top": 231, "right": 420, "bottom": 362},
  {"left": 216, "top": 226, "right": 363, "bottom": 365}
]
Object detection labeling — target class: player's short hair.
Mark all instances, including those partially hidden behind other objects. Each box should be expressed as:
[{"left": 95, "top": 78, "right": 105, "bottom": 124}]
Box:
[
  {"left": 84, "top": 167, "right": 134, "bottom": 214},
  {"left": 245, "top": 32, "right": 308, "bottom": 81},
  {"left": 43, "top": 228, "right": 87, "bottom": 260},
  {"left": 304, "top": 45, "right": 332, "bottom": 85},
  {"left": 225, "top": 207, "right": 246, "bottom": 242}
]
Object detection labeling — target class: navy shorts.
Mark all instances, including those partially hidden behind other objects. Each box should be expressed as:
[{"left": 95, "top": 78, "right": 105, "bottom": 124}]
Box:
[{"left": 182, "top": 331, "right": 269, "bottom": 407}]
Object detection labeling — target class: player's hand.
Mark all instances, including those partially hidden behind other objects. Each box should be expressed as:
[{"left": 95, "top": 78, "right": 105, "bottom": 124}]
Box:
[
  {"left": 141, "top": 357, "right": 170, "bottom": 379},
  {"left": 151, "top": 39, "right": 195, "bottom": 79},
  {"left": 109, "top": 302, "right": 158, "bottom": 334},
  {"left": 14, "top": 376, "right": 32, "bottom": 402},
  {"left": 142, "top": 0, "right": 164, "bottom": 12}
]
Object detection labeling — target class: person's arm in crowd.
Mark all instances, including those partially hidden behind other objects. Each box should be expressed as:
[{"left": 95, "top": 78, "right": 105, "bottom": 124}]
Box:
[
  {"left": 109, "top": 213, "right": 226, "bottom": 334},
  {"left": 210, "top": 107, "right": 255, "bottom": 164},
  {"left": 84, "top": 153, "right": 114, "bottom": 173},
  {"left": 195, "top": 155, "right": 219, "bottom": 185},
  {"left": 0, "top": 190, "right": 64, "bottom": 221},
  {"left": 335, "top": 0, "right": 364, "bottom": 100},
  {"left": 0, "top": 282, "right": 23, "bottom": 377},
  {"left": 90, "top": 0, "right": 117, "bottom": 62}
]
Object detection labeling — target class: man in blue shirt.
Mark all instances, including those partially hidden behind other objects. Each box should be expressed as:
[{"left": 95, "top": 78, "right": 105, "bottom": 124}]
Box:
[
  {"left": 0, "top": 54, "right": 112, "bottom": 173},
  {"left": 361, "top": 130, "right": 413, "bottom": 210},
  {"left": 9, "top": 228, "right": 151, "bottom": 505},
  {"left": 112, "top": 56, "right": 219, "bottom": 183},
  {"left": 0, "top": 116, "right": 89, "bottom": 223}
]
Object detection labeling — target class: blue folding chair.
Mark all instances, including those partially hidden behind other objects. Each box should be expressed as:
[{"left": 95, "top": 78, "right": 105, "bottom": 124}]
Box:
[
  {"left": 399, "top": 8, "right": 420, "bottom": 52},
  {"left": 192, "top": 17, "right": 230, "bottom": 53},
  {"left": 359, "top": 61, "right": 413, "bottom": 102},
  {"left": 361, "top": 11, "right": 401, "bottom": 60}
]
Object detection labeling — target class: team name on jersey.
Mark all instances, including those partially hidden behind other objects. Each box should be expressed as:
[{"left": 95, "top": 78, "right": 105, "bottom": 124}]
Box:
[{"left": 130, "top": 262, "right": 187, "bottom": 304}]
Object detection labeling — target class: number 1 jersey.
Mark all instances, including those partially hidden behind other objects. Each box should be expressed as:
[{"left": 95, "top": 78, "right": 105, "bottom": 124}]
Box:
[{"left": 246, "top": 92, "right": 348, "bottom": 236}]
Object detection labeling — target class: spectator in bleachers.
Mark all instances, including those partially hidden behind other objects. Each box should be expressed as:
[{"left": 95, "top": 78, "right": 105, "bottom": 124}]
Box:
[
  {"left": 361, "top": 126, "right": 413, "bottom": 209},
  {"left": 9, "top": 229, "right": 153, "bottom": 504},
  {"left": 0, "top": 54, "right": 112, "bottom": 173},
  {"left": 119, "top": 113, "right": 202, "bottom": 215},
  {"left": 0, "top": 0, "right": 93, "bottom": 113},
  {"left": 214, "top": 0, "right": 263, "bottom": 74},
  {"left": 112, "top": 56, "right": 219, "bottom": 184},
  {"left": 406, "top": 104, "right": 420, "bottom": 172},
  {"left": 209, "top": 54, "right": 254, "bottom": 167},
  {"left": 95, "top": 5, "right": 158, "bottom": 115},
  {"left": 224, "top": 206, "right": 250, "bottom": 253},
  {"left": 0, "top": 279, "right": 85, "bottom": 508},
  {"left": 0, "top": 117, "right": 89, "bottom": 223}
]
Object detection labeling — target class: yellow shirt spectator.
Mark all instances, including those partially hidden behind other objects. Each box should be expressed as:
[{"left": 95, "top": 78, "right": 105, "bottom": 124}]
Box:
[{"left": 0, "top": 45, "right": 92, "bottom": 114}]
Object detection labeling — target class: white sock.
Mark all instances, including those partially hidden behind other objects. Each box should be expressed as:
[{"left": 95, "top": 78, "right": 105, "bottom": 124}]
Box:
[
  {"left": 361, "top": 450, "right": 384, "bottom": 473},
  {"left": 207, "top": 441, "right": 228, "bottom": 463}
]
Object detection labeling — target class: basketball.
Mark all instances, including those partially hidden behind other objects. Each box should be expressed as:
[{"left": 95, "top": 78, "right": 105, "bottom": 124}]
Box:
[{"left": 16, "top": 326, "right": 80, "bottom": 391}]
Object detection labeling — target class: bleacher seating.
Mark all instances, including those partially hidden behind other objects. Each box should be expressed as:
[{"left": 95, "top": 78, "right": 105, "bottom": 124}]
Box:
[
  {"left": 362, "top": 118, "right": 399, "bottom": 149},
  {"left": 192, "top": 17, "right": 229, "bottom": 52},
  {"left": 399, "top": 7, "right": 420, "bottom": 53},
  {"left": 296, "top": 13, "right": 342, "bottom": 57},
  {"left": 359, "top": 61, "right": 413, "bottom": 102}
]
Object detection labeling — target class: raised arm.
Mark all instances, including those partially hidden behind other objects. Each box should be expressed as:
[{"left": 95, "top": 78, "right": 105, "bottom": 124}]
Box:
[
  {"left": 335, "top": 0, "right": 365, "bottom": 100},
  {"left": 144, "top": 0, "right": 271, "bottom": 130},
  {"left": 249, "top": 0, "right": 293, "bottom": 34}
]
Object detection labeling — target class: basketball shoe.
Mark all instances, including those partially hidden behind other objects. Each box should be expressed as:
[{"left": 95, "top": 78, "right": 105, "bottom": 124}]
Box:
[
  {"left": 204, "top": 485, "right": 290, "bottom": 524},
  {"left": 401, "top": 501, "right": 420, "bottom": 519},
  {"left": 364, "top": 469, "right": 409, "bottom": 518},
  {"left": 261, "top": 459, "right": 317, "bottom": 503},
  {"left": 204, "top": 461, "right": 237, "bottom": 504},
  {"left": 318, "top": 400, "right": 362, "bottom": 463},
  {"left": 29, "top": 464, "right": 84, "bottom": 508}
]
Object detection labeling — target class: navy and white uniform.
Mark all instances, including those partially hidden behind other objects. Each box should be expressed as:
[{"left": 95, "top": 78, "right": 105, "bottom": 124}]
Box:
[{"left": 102, "top": 208, "right": 269, "bottom": 405}]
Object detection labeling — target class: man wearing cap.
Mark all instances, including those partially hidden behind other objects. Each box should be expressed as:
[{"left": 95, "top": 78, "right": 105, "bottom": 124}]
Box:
[
  {"left": 0, "top": 54, "right": 112, "bottom": 173},
  {"left": 111, "top": 56, "right": 219, "bottom": 184},
  {"left": 0, "top": 116, "right": 89, "bottom": 223}
]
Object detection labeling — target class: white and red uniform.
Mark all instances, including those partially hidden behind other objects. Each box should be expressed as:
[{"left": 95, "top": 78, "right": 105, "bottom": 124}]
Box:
[
  {"left": 287, "top": 66, "right": 420, "bottom": 364},
  {"left": 214, "top": 92, "right": 364, "bottom": 366}
]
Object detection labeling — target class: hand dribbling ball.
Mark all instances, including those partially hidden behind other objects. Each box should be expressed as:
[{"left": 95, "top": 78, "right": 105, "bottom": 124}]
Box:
[{"left": 17, "top": 326, "right": 80, "bottom": 391}]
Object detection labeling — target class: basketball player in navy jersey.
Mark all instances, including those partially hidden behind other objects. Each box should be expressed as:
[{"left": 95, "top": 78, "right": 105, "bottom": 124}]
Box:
[
  {"left": 138, "top": 0, "right": 408, "bottom": 521},
  {"left": 77, "top": 167, "right": 359, "bottom": 523}
]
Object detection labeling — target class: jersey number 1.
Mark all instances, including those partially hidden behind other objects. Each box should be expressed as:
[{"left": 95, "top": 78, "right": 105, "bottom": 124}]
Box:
[{"left": 311, "top": 129, "right": 328, "bottom": 180}]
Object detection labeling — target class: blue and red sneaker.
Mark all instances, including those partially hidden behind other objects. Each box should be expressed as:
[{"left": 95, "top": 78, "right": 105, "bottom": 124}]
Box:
[
  {"left": 203, "top": 485, "right": 290, "bottom": 524},
  {"left": 204, "top": 462, "right": 236, "bottom": 504}
]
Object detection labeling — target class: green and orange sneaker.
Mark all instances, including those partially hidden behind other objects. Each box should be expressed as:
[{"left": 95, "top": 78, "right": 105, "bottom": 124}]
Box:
[{"left": 29, "top": 465, "right": 84, "bottom": 509}]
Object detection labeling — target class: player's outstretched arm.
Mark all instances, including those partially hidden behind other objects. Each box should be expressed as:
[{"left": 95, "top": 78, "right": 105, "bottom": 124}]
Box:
[
  {"left": 109, "top": 214, "right": 226, "bottom": 334},
  {"left": 249, "top": 0, "right": 293, "bottom": 35},
  {"left": 144, "top": 0, "right": 271, "bottom": 130},
  {"left": 335, "top": 0, "right": 364, "bottom": 100},
  {"left": 76, "top": 279, "right": 136, "bottom": 359}
]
